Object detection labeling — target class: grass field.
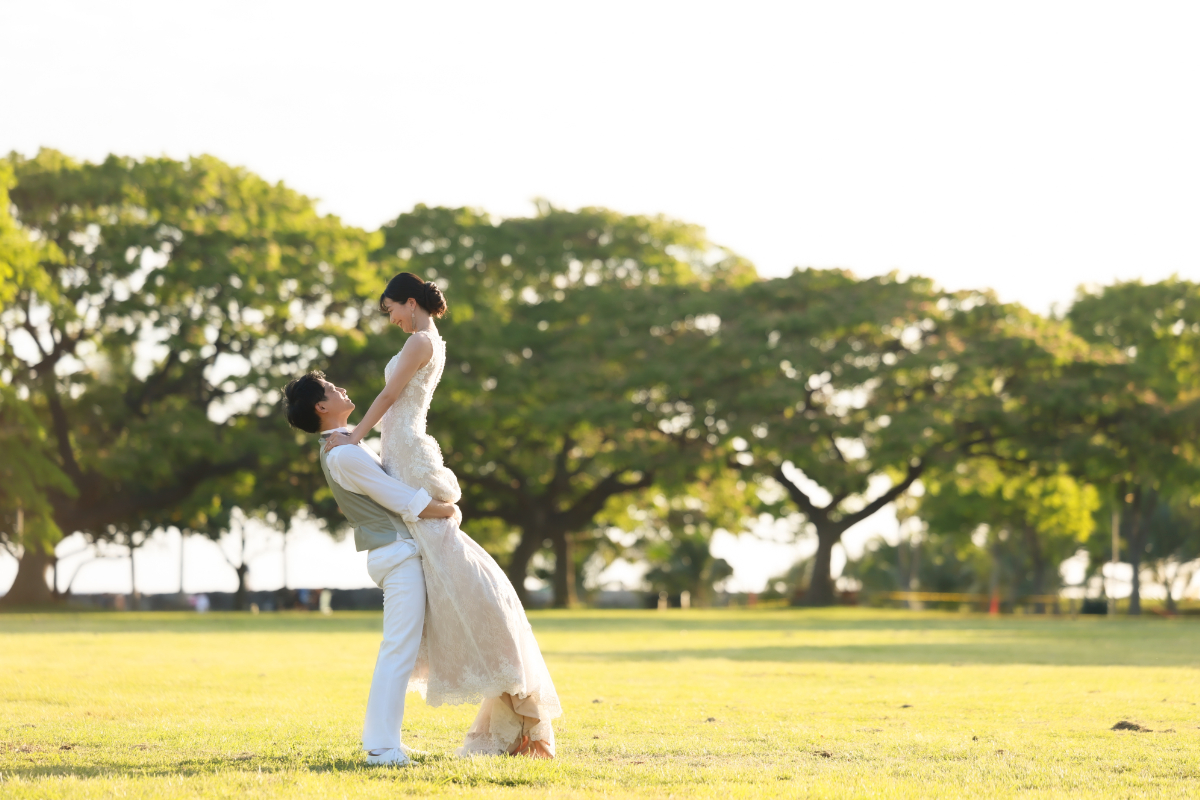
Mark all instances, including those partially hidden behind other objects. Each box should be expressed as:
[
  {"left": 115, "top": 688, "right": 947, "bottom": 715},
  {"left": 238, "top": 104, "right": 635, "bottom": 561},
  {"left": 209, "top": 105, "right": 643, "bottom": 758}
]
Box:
[{"left": 2, "top": 608, "right": 1199, "bottom": 798}]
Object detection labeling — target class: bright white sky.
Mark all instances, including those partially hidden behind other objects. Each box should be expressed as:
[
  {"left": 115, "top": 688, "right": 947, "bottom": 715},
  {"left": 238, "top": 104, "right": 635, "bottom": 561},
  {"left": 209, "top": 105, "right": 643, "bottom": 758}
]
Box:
[{"left": 3, "top": 1, "right": 1198, "bottom": 596}]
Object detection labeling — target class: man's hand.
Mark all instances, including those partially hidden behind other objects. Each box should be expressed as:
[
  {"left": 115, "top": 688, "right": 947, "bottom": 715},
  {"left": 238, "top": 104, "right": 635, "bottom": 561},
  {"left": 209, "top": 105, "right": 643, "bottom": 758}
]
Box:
[{"left": 419, "top": 500, "right": 459, "bottom": 520}]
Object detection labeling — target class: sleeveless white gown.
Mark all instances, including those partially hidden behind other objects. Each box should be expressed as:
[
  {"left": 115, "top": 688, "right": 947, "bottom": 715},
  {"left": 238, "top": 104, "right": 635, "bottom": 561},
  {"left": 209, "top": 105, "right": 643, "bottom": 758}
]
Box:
[{"left": 379, "top": 329, "right": 561, "bottom": 756}]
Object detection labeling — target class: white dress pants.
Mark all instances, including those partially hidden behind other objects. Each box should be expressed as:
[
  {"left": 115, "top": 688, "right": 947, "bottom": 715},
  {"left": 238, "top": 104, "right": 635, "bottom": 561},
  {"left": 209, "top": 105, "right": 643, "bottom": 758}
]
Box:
[{"left": 362, "top": 538, "right": 426, "bottom": 752}]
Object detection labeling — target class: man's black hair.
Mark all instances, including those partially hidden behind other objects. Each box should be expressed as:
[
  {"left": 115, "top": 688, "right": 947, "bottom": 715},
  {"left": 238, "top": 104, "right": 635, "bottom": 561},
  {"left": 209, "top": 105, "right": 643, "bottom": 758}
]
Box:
[{"left": 283, "top": 370, "right": 327, "bottom": 433}]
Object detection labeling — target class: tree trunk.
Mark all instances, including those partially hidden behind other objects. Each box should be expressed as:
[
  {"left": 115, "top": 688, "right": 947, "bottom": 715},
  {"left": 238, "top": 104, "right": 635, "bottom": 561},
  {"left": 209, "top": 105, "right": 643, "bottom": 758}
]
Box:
[
  {"left": 775, "top": 461, "right": 924, "bottom": 609},
  {"left": 234, "top": 565, "right": 249, "bottom": 611},
  {"left": 507, "top": 529, "right": 543, "bottom": 608},
  {"left": 907, "top": 535, "right": 922, "bottom": 610},
  {"left": 129, "top": 538, "right": 138, "bottom": 610},
  {"left": 1031, "top": 560, "right": 1047, "bottom": 614},
  {"left": 487, "top": 466, "right": 652, "bottom": 609},
  {"left": 989, "top": 532, "right": 1001, "bottom": 615},
  {"left": 1, "top": 543, "right": 57, "bottom": 607},
  {"left": 804, "top": 529, "right": 839, "bottom": 606},
  {"left": 1023, "top": 524, "right": 1046, "bottom": 614},
  {"left": 552, "top": 532, "right": 576, "bottom": 609},
  {"left": 1163, "top": 564, "right": 1178, "bottom": 614},
  {"left": 1127, "top": 501, "right": 1143, "bottom": 616},
  {"left": 1129, "top": 562, "right": 1142, "bottom": 614}
]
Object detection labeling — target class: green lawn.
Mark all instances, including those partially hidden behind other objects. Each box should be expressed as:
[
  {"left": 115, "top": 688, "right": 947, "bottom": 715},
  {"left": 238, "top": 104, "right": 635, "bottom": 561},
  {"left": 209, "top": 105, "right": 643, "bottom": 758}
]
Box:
[{"left": 2, "top": 608, "right": 1199, "bottom": 798}]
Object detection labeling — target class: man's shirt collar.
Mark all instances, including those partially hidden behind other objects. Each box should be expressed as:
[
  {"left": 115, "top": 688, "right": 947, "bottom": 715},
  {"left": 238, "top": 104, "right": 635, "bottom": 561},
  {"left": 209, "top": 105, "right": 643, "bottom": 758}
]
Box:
[{"left": 320, "top": 426, "right": 350, "bottom": 437}]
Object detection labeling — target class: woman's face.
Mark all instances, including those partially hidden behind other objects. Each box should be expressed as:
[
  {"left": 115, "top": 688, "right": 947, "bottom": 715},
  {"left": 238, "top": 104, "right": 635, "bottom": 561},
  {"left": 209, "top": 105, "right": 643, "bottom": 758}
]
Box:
[{"left": 382, "top": 297, "right": 413, "bottom": 332}]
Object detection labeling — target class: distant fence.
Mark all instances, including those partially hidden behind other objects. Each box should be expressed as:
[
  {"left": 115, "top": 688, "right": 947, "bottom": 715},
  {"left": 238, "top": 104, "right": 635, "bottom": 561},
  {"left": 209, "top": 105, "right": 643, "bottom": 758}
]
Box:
[
  {"left": 63, "top": 589, "right": 385, "bottom": 612},
  {"left": 867, "top": 591, "right": 1081, "bottom": 614},
  {"left": 40, "top": 589, "right": 1090, "bottom": 613},
  {"left": 56, "top": 588, "right": 661, "bottom": 611}
]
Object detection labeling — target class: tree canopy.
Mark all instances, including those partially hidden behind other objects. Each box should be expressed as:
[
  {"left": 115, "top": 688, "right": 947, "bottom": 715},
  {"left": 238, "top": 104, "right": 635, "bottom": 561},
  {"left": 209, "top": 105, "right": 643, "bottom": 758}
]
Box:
[
  {"left": 325, "top": 203, "right": 758, "bottom": 605},
  {"left": 1062, "top": 280, "right": 1200, "bottom": 612},
  {"left": 5, "top": 150, "right": 1200, "bottom": 613},
  {"left": 654, "top": 269, "right": 1099, "bottom": 604},
  {"left": 0, "top": 149, "right": 377, "bottom": 604}
]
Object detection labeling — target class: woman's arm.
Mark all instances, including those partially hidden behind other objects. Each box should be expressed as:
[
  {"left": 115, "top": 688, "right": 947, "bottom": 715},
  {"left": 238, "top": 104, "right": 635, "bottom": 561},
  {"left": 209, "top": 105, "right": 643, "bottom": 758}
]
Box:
[
  {"left": 324, "top": 333, "right": 433, "bottom": 451},
  {"left": 418, "top": 500, "right": 458, "bottom": 519}
]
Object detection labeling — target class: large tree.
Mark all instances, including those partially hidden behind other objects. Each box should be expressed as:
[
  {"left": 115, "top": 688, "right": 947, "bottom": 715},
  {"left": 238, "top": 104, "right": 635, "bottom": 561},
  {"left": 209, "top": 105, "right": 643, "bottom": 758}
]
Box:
[
  {"left": 324, "top": 203, "right": 756, "bottom": 606},
  {"left": 1, "top": 150, "right": 376, "bottom": 605},
  {"left": 1065, "top": 280, "right": 1200, "bottom": 614},
  {"left": 675, "top": 269, "right": 1097, "bottom": 605}
]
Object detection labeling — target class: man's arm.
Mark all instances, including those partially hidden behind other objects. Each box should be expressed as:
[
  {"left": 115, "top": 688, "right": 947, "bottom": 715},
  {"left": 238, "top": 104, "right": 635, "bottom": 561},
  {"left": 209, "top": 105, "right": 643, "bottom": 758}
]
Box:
[{"left": 327, "top": 446, "right": 456, "bottom": 520}]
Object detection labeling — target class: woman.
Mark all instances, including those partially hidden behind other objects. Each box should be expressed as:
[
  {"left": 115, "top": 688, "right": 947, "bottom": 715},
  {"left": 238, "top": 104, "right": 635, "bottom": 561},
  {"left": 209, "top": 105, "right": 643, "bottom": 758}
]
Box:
[{"left": 324, "top": 273, "right": 559, "bottom": 758}]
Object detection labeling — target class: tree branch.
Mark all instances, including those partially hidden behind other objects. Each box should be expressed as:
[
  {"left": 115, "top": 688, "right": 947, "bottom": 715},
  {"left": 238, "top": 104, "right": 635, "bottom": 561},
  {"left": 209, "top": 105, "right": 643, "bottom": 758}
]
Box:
[
  {"left": 549, "top": 434, "right": 574, "bottom": 499},
  {"left": 836, "top": 460, "right": 925, "bottom": 533},
  {"left": 60, "top": 453, "right": 260, "bottom": 536},
  {"left": 21, "top": 318, "right": 49, "bottom": 360},
  {"left": 44, "top": 382, "right": 85, "bottom": 485},
  {"left": 492, "top": 456, "right": 531, "bottom": 502},
  {"left": 126, "top": 348, "right": 181, "bottom": 413},
  {"left": 559, "top": 469, "right": 654, "bottom": 534},
  {"left": 456, "top": 475, "right": 526, "bottom": 526},
  {"left": 827, "top": 432, "right": 848, "bottom": 464},
  {"left": 773, "top": 463, "right": 826, "bottom": 523},
  {"left": 24, "top": 306, "right": 80, "bottom": 375},
  {"left": 567, "top": 440, "right": 604, "bottom": 479}
]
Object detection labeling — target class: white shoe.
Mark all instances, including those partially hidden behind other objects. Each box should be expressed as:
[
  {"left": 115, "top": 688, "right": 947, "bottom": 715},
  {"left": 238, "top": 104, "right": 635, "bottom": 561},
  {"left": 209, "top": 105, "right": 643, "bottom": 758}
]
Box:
[
  {"left": 366, "top": 748, "right": 411, "bottom": 766},
  {"left": 400, "top": 743, "right": 428, "bottom": 757}
]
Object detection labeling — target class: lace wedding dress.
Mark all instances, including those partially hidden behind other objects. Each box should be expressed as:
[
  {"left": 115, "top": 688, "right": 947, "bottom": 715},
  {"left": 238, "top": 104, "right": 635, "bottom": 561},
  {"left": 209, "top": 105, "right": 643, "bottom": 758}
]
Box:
[{"left": 378, "top": 329, "right": 561, "bottom": 756}]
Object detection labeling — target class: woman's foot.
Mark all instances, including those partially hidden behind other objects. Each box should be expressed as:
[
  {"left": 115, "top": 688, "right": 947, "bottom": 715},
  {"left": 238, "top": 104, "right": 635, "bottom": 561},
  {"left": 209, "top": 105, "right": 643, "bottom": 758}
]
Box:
[
  {"left": 523, "top": 738, "right": 553, "bottom": 759},
  {"left": 509, "top": 735, "right": 553, "bottom": 759}
]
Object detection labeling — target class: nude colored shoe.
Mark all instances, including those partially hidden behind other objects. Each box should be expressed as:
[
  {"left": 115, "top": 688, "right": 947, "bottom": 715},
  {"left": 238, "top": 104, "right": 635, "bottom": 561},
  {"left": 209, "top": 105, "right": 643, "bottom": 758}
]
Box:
[{"left": 366, "top": 748, "right": 411, "bottom": 766}]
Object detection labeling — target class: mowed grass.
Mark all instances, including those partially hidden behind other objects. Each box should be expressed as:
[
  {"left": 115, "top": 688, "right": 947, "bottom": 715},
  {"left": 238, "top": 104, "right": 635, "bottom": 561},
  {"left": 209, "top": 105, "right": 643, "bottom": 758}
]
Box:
[{"left": 2, "top": 608, "right": 1200, "bottom": 798}]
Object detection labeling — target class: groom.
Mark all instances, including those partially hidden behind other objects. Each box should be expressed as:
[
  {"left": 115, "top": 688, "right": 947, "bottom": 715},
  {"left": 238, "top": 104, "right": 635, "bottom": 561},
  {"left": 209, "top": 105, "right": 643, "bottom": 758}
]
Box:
[{"left": 283, "top": 370, "right": 457, "bottom": 766}]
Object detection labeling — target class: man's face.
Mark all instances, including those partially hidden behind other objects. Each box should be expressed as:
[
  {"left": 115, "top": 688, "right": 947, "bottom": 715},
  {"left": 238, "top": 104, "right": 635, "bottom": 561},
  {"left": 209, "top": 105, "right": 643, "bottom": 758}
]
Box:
[{"left": 315, "top": 379, "right": 355, "bottom": 418}]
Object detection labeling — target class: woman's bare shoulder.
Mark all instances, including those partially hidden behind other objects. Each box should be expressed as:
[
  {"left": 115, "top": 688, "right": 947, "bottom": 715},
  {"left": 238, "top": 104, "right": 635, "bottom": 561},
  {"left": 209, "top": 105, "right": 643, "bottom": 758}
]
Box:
[{"left": 403, "top": 330, "right": 436, "bottom": 358}]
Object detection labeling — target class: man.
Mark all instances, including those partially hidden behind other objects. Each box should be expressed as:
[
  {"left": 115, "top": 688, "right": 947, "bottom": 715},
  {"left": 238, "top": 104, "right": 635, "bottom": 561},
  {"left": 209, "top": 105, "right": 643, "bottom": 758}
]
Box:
[{"left": 283, "top": 370, "right": 456, "bottom": 767}]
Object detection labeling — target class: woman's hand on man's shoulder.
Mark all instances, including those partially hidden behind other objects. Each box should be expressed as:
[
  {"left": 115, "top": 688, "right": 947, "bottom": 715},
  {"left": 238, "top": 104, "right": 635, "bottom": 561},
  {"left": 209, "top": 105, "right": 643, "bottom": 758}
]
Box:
[{"left": 324, "top": 431, "right": 356, "bottom": 452}]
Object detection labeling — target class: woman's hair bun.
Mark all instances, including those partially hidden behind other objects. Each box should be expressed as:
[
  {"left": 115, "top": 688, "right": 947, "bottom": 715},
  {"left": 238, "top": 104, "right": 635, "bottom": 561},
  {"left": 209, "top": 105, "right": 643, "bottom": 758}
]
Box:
[{"left": 421, "top": 280, "right": 447, "bottom": 318}]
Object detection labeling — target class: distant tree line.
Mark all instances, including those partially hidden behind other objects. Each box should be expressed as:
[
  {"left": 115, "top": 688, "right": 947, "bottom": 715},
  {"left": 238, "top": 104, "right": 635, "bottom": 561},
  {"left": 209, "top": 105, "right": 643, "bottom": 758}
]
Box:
[{"left": 3, "top": 150, "right": 1199, "bottom": 612}]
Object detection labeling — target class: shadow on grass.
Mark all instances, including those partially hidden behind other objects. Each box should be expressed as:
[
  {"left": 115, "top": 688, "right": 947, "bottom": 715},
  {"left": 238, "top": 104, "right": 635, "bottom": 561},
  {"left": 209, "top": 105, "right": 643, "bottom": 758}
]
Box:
[
  {"left": 0, "top": 753, "right": 552, "bottom": 787},
  {"left": 526, "top": 610, "right": 1199, "bottom": 636},
  {"left": 0, "top": 756, "right": 297, "bottom": 782},
  {"left": 3, "top": 609, "right": 1198, "bottom": 657},
  {"left": 550, "top": 638, "right": 1200, "bottom": 667},
  {"left": 0, "top": 611, "right": 386, "bottom": 635}
]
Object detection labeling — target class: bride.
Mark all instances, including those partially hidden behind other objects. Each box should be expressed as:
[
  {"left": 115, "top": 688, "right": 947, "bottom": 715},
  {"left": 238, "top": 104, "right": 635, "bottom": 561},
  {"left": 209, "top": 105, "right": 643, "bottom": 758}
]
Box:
[{"left": 324, "top": 272, "right": 560, "bottom": 758}]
